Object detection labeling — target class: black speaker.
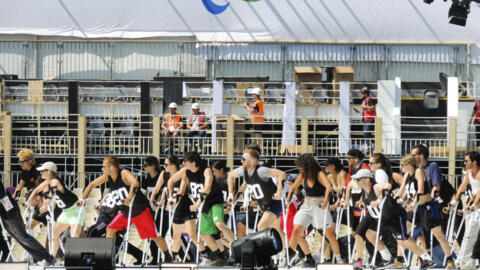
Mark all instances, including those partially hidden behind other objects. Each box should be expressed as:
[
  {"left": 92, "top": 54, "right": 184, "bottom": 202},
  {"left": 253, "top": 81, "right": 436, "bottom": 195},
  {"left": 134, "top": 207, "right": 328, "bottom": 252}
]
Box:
[{"left": 65, "top": 238, "right": 115, "bottom": 270}]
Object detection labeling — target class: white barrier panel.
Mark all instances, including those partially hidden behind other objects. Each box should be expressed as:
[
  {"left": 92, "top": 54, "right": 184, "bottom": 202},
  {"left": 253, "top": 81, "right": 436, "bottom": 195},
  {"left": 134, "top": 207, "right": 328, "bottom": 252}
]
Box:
[
  {"left": 0, "top": 263, "right": 28, "bottom": 270},
  {"left": 316, "top": 264, "right": 354, "bottom": 270}
]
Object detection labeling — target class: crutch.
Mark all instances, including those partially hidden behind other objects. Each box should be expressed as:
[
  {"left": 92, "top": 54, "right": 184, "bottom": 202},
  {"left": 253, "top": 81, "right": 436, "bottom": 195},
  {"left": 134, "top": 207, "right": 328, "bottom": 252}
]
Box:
[
  {"left": 253, "top": 205, "right": 261, "bottom": 233},
  {"left": 71, "top": 199, "right": 85, "bottom": 238},
  {"left": 346, "top": 201, "right": 353, "bottom": 263},
  {"left": 443, "top": 201, "right": 459, "bottom": 266},
  {"left": 22, "top": 203, "right": 34, "bottom": 261},
  {"left": 46, "top": 200, "right": 56, "bottom": 255},
  {"left": 281, "top": 196, "right": 290, "bottom": 267},
  {"left": 407, "top": 201, "right": 419, "bottom": 268},
  {"left": 195, "top": 201, "right": 205, "bottom": 265},
  {"left": 228, "top": 199, "right": 238, "bottom": 240},
  {"left": 168, "top": 197, "right": 181, "bottom": 256},
  {"left": 457, "top": 209, "right": 472, "bottom": 266},
  {"left": 369, "top": 196, "right": 387, "bottom": 268},
  {"left": 117, "top": 191, "right": 137, "bottom": 266},
  {"left": 320, "top": 202, "right": 330, "bottom": 263},
  {"left": 335, "top": 206, "right": 343, "bottom": 239}
]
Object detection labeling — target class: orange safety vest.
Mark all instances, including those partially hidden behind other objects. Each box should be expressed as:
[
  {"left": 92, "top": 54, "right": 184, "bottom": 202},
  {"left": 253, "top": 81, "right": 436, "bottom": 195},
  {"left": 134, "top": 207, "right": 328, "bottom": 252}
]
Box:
[
  {"left": 165, "top": 112, "right": 182, "bottom": 129},
  {"left": 249, "top": 99, "right": 265, "bottom": 125},
  {"left": 474, "top": 99, "right": 480, "bottom": 124},
  {"left": 361, "top": 96, "right": 376, "bottom": 122}
]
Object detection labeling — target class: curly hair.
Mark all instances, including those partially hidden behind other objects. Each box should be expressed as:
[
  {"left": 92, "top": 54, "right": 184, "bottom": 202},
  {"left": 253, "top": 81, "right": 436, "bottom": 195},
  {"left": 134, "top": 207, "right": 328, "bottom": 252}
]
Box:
[{"left": 295, "top": 154, "right": 322, "bottom": 181}]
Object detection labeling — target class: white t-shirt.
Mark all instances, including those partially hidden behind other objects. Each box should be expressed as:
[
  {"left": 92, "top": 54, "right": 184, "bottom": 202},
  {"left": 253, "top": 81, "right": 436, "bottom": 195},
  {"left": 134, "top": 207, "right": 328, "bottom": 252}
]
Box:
[
  {"left": 375, "top": 169, "right": 389, "bottom": 184},
  {"left": 235, "top": 166, "right": 270, "bottom": 180}
]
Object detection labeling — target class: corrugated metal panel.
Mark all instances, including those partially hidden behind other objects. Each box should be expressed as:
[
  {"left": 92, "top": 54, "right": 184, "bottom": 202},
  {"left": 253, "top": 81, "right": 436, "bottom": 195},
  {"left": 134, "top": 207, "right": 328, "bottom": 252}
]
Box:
[
  {"left": 356, "top": 45, "right": 385, "bottom": 62},
  {"left": 388, "top": 62, "right": 457, "bottom": 82},
  {"left": 196, "top": 43, "right": 282, "bottom": 61},
  {"left": 38, "top": 42, "right": 61, "bottom": 79},
  {"left": 285, "top": 44, "right": 351, "bottom": 62},
  {"left": 390, "top": 45, "right": 456, "bottom": 63},
  {"left": 62, "top": 42, "right": 111, "bottom": 80},
  {"left": 0, "top": 42, "right": 26, "bottom": 78},
  {"left": 215, "top": 61, "right": 283, "bottom": 81},
  {"left": 114, "top": 42, "right": 181, "bottom": 80}
]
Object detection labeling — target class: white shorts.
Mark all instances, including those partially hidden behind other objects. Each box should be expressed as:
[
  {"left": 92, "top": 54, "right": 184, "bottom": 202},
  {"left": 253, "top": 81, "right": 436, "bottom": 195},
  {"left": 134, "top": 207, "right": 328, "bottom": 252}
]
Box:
[{"left": 293, "top": 203, "right": 333, "bottom": 229}]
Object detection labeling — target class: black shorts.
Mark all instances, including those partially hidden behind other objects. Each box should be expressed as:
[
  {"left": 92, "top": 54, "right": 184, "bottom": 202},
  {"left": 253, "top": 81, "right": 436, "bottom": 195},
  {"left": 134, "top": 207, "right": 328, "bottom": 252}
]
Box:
[
  {"left": 153, "top": 207, "right": 170, "bottom": 238},
  {"left": 408, "top": 201, "right": 441, "bottom": 231},
  {"left": 173, "top": 198, "right": 197, "bottom": 224},
  {"left": 383, "top": 212, "right": 409, "bottom": 240},
  {"left": 33, "top": 206, "right": 61, "bottom": 225},
  {"left": 236, "top": 209, "right": 261, "bottom": 230},
  {"left": 355, "top": 213, "right": 378, "bottom": 239}
]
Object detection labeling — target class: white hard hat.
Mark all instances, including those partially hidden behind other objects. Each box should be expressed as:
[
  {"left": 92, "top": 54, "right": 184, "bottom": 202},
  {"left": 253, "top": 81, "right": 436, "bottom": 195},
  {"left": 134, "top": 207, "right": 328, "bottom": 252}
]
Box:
[
  {"left": 37, "top": 161, "right": 57, "bottom": 173},
  {"left": 192, "top": 103, "right": 200, "bottom": 110},
  {"left": 168, "top": 102, "right": 178, "bottom": 109},
  {"left": 252, "top": 88, "right": 261, "bottom": 96},
  {"left": 352, "top": 169, "right": 374, "bottom": 181}
]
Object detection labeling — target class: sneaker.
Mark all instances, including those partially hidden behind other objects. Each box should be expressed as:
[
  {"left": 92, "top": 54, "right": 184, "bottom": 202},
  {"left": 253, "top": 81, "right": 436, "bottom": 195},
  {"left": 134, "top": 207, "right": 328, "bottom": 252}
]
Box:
[
  {"left": 354, "top": 259, "right": 364, "bottom": 269},
  {"left": 199, "top": 257, "right": 213, "bottom": 266},
  {"left": 446, "top": 259, "right": 456, "bottom": 269},
  {"left": 335, "top": 256, "right": 345, "bottom": 264},
  {"left": 36, "top": 258, "right": 56, "bottom": 266},
  {"left": 376, "top": 258, "right": 395, "bottom": 269},
  {"left": 289, "top": 254, "right": 301, "bottom": 266},
  {"left": 420, "top": 258, "right": 436, "bottom": 269},
  {"left": 392, "top": 259, "right": 405, "bottom": 268},
  {"left": 302, "top": 257, "right": 316, "bottom": 268}
]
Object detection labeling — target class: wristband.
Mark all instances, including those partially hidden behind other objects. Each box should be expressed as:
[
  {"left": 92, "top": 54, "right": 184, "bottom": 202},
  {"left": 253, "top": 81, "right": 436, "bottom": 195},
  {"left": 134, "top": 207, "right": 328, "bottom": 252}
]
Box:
[
  {"left": 168, "top": 197, "right": 175, "bottom": 203},
  {"left": 449, "top": 200, "right": 457, "bottom": 206}
]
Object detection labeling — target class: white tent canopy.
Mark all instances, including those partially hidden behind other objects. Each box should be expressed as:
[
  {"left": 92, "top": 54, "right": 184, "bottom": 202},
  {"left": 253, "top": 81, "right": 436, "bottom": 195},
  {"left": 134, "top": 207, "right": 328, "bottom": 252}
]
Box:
[{"left": 0, "top": 0, "right": 478, "bottom": 43}]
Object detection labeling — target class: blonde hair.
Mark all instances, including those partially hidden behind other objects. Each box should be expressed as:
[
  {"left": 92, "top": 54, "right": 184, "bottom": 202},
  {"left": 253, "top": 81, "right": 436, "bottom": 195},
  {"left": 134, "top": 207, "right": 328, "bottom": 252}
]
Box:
[
  {"left": 17, "top": 148, "right": 35, "bottom": 164},
  {"left": 244, "top": 149, "right": 260, "bottom": 161},
  {"left": 402, "top": 155, "right": 416, "bottom": 168}
]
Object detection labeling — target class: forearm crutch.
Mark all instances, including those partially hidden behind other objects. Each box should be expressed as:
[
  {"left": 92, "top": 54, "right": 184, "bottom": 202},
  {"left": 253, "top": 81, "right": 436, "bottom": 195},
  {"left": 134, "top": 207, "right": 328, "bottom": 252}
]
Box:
[
  {"left": 195, "top": 201, "right": 205, "bottom": 265},
  {"left": 71, "top": 202, "right": 85, "bottom": 238},
  {"left": 141, "top": 205, "right": 159, "bottom": 265},
  {"left": 281, "top": 197, "right": 290, "bottom": 267},
  {"left": 253, "top": 206, "right": 260, "bottom": 233},
  {"left": 443, "top": 201, "right": 459, "bottom": 267},
  {"left": 347, "top": 201, "right": 353, "bottom": 263},
  {"left": 229, "top": 199, "right": 238, "bottom": 240},
  {"left": 335, "top": 206, "right": 343, "bottom": 239},
  {"left": 46, "top": 201, "right": 56, "bottom": 255},
  {"left": 118, "top": 191, "right": 137, "bottom": 266},
  {"left": 458, "top": 210, "right": 472, "bottom": 266},
  {"left": 320, "top": 202, "right": 329, "bottom": 263},
  {"left": 407, "top": 202, "right": 418, "bottom": 268},
  {"left": 369, "top": 197, "right": 387, "bottom": 268}
]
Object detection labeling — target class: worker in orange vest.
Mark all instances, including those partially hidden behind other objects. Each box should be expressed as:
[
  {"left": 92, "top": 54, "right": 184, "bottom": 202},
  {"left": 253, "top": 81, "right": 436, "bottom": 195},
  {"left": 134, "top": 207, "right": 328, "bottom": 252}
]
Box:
[
  {"left": 243, "top": 88, "right": 264, "bottom": 146},
  {"left": 469, "top": 98, "right": 480, "bottom": 147},
  {"left": 161, "top": 102, "right": 183, "bottom": 153}
]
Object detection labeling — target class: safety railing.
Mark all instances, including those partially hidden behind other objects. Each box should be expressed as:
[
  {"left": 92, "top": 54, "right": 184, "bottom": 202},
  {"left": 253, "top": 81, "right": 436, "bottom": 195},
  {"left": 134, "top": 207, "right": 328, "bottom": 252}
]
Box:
[
  {"left": 4, "top": 84, "right": 69, "bottom": 103},
  {"left": 11, "top": 115, "right": 78, "bottom": 156}
]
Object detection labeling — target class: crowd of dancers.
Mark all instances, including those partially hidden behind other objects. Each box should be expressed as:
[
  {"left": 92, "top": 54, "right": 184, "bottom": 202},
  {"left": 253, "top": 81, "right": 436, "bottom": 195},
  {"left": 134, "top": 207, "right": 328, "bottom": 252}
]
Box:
[{"left": 2, "top": 145, "right": 480, "bottom": 269}]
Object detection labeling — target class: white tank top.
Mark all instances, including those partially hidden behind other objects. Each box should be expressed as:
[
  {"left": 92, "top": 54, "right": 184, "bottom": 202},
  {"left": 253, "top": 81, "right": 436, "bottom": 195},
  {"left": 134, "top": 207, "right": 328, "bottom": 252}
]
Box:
[{"left": 469, "top": 170, "right": 480, "bottom": 195}]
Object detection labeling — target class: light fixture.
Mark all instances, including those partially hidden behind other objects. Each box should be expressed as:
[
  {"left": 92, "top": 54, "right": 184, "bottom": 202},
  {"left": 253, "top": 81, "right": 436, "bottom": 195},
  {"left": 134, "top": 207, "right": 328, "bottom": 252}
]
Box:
[{"left": 448, "top": 0, "right": 471, "bottom": 26}]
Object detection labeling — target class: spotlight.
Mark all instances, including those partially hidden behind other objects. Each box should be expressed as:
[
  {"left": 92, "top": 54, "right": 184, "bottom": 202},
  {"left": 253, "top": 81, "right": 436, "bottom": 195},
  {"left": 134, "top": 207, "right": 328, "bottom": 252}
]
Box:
[
  {"left": 448, "top": 0, "right": 471, "bottom": 26},
  {"left": 231, "top": 229, "right": 283, "bottom": 269}
]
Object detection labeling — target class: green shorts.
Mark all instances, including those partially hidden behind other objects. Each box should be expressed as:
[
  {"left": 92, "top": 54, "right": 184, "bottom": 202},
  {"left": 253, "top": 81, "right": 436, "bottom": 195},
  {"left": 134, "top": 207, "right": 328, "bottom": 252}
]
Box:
[
  {"left": 200, "top": 203, "right": 224, "bottom": 235},
  {"left": 57, "top": 204, "right": 86, "bottom": 226}
]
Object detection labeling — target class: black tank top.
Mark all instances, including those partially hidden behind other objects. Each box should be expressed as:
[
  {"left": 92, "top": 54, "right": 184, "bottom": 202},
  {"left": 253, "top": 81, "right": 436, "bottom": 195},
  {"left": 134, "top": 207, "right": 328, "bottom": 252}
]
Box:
[
  {"left": 50, "top": 179, "right": 77, "bottom": 209},
  {"left": 243, "top": 166, "right": 277, "bottom": 206},
  {"left": 216, "top": 176, "right": 228, "bottom": 202},
  {"left": 303, "top": 173, "right": 326, "bottom": 197},
  {"left": 108, "top": 170, "right": 150, "bottom": 218},
  {"left": 363, "top": 189, "right": 381, "bottom": 219},
  {"left": 405, "top": 172, "right": 430, "bottom": 200},
  {"left": 187, "top": 167, "right": 224, "bottom": 213},
  {"left": 143, "top": 173, "right": 159, "bottom": 202}
]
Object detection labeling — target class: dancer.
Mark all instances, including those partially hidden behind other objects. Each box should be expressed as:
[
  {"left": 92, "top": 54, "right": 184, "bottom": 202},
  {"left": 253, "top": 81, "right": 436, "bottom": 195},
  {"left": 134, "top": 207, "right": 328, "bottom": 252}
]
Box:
[
  {"left": 27, "top": 162, "right": 85, "bottom": 259},
  {"left": 286, "top": 154, "right": 343, "bottom": 266},
  {"left": 81, "top": 156, "right": 168, "bottom": 263},
  {"left": 168, "top": 152, "right": 234, "bottom": 265}
]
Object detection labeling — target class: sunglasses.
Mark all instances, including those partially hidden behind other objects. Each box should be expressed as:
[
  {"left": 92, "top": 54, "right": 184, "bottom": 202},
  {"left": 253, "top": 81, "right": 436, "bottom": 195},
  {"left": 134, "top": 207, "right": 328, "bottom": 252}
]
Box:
[{"left": 19, "top": 159, "right": 31, "bottom": 164}]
